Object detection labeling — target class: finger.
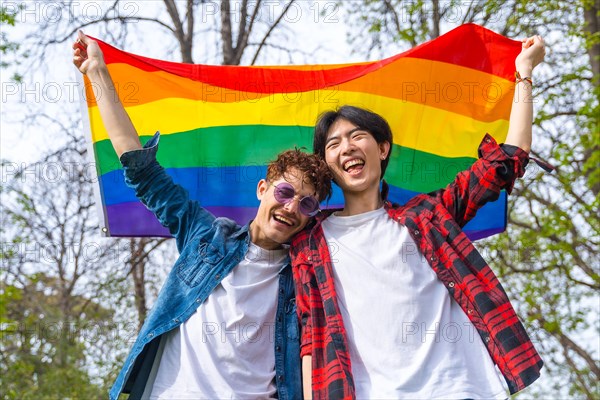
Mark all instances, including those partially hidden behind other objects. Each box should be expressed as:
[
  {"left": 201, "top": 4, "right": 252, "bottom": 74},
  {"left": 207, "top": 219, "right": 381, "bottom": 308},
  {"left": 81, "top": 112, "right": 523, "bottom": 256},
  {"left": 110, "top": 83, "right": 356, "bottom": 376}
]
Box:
[
  {"left": 73, "top": 37, "right": 86, "bottom": 51},
  {"left": 72, "top": 46, "right": 87, "bottom": 62},
  {"left": 73, "top": 49, "right": 86, "bottom": 60},
  {"left": 72, "top": 41, "right": 86, "bottom": 52},
  {"left": 77, "top": 30, "right": 89, "bottom": 49},
  {"left": 73, "top": 48, "right": 87, "bottom": 59},
  {"left": 73, "top": 55, "right": 84, "bottom": 67},
  {"left": 74, "top": 41, "right": 87, "bottom": 52},
  {"left": 525, "top": 38, "right": 535, "bottom": 48}
]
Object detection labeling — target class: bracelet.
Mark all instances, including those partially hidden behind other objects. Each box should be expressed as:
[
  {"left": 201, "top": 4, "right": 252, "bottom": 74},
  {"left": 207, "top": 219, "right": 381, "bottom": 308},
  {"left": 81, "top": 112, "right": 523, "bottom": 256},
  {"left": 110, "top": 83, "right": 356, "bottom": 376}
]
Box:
[{"left": 515, "top": 71, "right": 533, "bottom": 86}]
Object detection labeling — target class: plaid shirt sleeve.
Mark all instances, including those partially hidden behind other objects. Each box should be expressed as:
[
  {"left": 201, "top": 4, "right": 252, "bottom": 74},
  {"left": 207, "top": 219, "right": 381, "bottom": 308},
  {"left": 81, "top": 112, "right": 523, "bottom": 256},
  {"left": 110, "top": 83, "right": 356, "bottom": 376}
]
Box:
[
  {"left": 290, "top": 229, "right": 314, "bottom": 358},
  {"left": 435, "top": 133, "right": 529, "bottom": 227}
]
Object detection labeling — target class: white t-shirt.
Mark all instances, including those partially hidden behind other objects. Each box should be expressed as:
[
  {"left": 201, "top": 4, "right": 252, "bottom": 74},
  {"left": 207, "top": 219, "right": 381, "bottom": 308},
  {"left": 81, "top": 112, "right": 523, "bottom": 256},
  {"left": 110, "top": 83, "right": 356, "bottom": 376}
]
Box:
[
  {"left": 322, "top": 207, "right": 507, "bottom": 399},
  {"left": 146, "top": 243, "right": 288, "bottom": 400}
]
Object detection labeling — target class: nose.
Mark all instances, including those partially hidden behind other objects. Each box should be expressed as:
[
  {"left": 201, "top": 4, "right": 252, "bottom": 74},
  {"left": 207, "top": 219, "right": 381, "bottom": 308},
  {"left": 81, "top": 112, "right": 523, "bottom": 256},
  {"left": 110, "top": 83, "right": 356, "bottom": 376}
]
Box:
[
  {"left": 340, "top": 137, "right": 355, "bottom": 155},
  {"left": 282, "top": 196, "right": 300, "bottom": 214}
]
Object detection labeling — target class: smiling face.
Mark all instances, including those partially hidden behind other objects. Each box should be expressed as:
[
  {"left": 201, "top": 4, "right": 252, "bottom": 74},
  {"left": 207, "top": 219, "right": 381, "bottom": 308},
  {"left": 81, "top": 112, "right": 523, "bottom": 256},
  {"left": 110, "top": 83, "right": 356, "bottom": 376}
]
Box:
[
  {"left": 324, "top": 118, "right": 390, "bottom": 196},
  {"left": 250, "top": 167, "right": 317, "bottom": 250}
]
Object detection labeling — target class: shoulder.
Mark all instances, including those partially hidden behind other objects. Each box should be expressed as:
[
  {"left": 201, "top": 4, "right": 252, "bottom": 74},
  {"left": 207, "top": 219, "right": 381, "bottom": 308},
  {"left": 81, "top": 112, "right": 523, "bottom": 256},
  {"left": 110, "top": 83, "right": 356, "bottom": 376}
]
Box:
[
  {"left": 214, "top": 216, "right": 243, "bottom": 231},
  {"left": 291, "top": 208, "right": 338, "bottom": 248},
  {"left": 191, "top": 216, "right": 246, "bottom": 244},
  {"left": 386, "top": 194, "right": 438, "bottom": 212},
  {"left": 291, "top": 225, "right": 313, "bottom": 249}
]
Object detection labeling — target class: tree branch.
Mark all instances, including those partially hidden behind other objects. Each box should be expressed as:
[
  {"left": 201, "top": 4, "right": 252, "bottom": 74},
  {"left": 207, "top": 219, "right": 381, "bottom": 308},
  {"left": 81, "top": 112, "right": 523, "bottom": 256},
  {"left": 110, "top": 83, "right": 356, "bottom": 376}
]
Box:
[{"left": 250, "top": 0, "right": 294, "bottom": 65}]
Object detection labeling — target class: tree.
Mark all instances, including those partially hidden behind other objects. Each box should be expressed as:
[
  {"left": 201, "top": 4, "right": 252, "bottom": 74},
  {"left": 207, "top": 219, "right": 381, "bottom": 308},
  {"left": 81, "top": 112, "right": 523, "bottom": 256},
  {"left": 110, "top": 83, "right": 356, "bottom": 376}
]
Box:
[
  {"left": 339, "top": 0, "right": 599, "bottom": 398},
  {"left": 1, "top": 123, "right": 126, "bottom": 398},
  {"left": 0, "top": 275, "right": 110, "bottom": 399}
]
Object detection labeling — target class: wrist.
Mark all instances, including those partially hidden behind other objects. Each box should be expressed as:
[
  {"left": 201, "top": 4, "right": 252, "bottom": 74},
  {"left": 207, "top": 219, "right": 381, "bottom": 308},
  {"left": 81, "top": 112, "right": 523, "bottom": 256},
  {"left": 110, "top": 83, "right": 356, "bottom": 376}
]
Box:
[
  {"left": 515, "top": 64, "right": 533, "bottom": 77},
  {"left": 86, "top": 62, "right": 109, "bottom": 80},
  {"left": 515, "top": 71, "right": 533, "bottom": 86}
]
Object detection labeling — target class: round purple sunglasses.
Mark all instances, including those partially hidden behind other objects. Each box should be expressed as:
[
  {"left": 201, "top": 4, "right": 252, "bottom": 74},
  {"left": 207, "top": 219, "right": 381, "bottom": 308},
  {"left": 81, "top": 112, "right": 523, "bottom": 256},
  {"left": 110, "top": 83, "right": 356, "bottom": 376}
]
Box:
[{"left": 271, "top": 182, "right": 320, "bottom": 217}]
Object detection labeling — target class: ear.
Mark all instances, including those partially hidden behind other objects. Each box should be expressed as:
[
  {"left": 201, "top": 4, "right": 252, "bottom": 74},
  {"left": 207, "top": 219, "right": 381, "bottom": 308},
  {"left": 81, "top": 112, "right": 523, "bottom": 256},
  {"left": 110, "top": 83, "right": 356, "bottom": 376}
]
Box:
[
  {"left": 379, "top": 141, "right": 391, "bottom": 160},
  {"left": 256, "top": 179, "right": 269, "bottom": 201}
]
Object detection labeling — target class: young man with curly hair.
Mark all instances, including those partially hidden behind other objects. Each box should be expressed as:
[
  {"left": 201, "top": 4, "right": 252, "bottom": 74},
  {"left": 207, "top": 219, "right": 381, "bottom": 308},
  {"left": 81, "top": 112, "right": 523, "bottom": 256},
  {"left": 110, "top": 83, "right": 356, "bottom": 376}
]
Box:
[{"left": 73, "top": 32, "right": 331, "bottom": 400}]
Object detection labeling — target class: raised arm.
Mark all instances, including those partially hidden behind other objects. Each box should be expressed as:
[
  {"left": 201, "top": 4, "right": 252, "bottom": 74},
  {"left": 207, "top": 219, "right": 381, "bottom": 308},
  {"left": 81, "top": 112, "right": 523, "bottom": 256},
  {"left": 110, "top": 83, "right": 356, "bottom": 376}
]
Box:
[
  {"left": 431, "top": 35, "right": 546, "bottom": 226},
  {"left": 504, "top": 35, "right": 546, "bottom": 152},
  {"left": 73, "top": 31, "right": 215, "bottom": 249},
  {"left": 72, "top": 30, "right": 141, "bottom": 157}
]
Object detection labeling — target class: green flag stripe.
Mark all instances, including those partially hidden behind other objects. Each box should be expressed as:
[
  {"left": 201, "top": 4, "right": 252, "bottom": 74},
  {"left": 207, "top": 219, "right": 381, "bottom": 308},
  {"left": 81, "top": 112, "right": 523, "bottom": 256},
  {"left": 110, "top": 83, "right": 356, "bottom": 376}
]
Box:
[{"left": 94, "top": 125, "right": 475, "bottom": 193}]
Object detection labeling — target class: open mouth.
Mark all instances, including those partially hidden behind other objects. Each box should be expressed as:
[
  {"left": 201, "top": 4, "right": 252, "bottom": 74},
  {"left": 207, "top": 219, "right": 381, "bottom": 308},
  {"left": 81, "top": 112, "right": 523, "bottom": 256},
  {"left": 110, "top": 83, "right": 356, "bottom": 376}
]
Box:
[
  {"left": 273, "top": 214, "right": 294, "bottom": 226},
  {"left": 343, "top": 158, "right": 365, "bottom": 173}
]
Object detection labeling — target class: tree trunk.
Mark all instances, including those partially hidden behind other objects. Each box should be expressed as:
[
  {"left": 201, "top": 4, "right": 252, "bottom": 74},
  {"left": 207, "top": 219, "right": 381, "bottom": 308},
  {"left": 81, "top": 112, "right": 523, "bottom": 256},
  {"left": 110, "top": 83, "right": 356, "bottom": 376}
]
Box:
[
  {"left": 583, "top": 0, "right": 599, "bottom": 83},
  {"left": 431, "top": 0, "right": 440, "bottom": 38},
  {"left": 129, "top": 239, "right": 148, "bottom": 330}
]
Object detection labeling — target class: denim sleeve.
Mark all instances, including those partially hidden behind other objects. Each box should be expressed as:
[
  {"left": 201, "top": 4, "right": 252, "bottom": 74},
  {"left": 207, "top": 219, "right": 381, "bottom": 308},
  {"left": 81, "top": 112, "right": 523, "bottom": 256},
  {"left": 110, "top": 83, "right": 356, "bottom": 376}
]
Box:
[{"left": 119, "top": 132, "right": 215, "bottom": 251}]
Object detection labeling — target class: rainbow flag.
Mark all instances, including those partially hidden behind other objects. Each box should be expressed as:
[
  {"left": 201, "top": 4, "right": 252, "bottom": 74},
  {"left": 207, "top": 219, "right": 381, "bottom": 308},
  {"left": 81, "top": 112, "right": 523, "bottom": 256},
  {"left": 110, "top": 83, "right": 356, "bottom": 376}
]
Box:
[{"left": 81, "top": 23, "right": 520, "bottom": 239}]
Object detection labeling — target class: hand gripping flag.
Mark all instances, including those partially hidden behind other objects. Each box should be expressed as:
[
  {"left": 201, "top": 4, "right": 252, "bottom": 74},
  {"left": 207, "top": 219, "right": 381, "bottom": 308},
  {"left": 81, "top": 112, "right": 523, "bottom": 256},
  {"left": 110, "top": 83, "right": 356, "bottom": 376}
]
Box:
[{"left": 80, "top": 23, "right": 521, "bottom": 239}]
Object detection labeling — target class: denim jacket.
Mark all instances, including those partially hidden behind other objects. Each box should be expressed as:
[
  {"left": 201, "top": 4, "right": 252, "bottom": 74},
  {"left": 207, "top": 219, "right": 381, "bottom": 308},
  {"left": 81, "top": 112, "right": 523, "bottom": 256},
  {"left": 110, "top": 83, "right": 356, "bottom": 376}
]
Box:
[{"left": 109, "top": 133, "right": 301, "bottom": 400}]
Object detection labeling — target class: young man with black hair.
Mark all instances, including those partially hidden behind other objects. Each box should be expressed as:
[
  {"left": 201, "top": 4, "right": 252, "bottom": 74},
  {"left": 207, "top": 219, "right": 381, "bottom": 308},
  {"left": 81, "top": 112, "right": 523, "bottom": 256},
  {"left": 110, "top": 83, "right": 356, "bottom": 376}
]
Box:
[{"left": 292, "top": 36, "right": 548, "bottom": 399}]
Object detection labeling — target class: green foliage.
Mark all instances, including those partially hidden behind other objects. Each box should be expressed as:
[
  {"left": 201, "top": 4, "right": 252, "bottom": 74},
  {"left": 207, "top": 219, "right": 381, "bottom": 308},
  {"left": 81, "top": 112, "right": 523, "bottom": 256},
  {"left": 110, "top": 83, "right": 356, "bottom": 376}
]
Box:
[
  {"left": 1, "top": 138, "right": 136, "bottom": 399},
  {"left": 0, "top": 3, "right": 22, "bottom": 81},
  {"left": 0, "top": 275, "right": 110, "bottom": 399}
]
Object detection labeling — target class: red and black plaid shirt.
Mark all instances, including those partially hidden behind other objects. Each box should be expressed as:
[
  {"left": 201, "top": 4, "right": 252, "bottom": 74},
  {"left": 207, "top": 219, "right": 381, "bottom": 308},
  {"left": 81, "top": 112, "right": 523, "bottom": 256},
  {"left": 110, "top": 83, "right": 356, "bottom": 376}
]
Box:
[{"left": 291, "top": 134, "right": 544, "bottom": 399}]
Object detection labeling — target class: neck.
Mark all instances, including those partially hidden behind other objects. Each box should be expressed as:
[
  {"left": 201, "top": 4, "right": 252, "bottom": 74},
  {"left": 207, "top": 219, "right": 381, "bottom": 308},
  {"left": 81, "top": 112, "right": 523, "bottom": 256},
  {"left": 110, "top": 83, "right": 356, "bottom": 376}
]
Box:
[
  {"left": 248, "top": 221, "right": 282, "bottom": 250},
  {"left": 338, "top": 185, "right": 382, "bottom": 216}
]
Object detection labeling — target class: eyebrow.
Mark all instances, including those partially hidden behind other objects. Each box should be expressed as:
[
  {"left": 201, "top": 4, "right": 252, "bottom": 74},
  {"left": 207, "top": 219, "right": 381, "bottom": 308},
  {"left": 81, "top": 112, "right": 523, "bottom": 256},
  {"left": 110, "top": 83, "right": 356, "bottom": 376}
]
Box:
[{"left": 326, "top": 127, "right": 362, "bottom": 144}]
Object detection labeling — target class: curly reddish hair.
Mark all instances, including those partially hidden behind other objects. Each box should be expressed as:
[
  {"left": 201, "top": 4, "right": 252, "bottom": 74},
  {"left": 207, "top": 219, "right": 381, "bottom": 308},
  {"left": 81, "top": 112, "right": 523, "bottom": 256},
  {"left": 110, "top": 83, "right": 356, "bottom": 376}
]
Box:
[{"left": 266, "top": 148, "right": 332, "bottom": 201}]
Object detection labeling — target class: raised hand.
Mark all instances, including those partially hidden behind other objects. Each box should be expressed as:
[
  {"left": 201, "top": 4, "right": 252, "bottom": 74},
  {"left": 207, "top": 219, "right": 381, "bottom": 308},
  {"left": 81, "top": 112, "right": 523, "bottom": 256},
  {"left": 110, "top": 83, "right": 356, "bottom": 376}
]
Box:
[
  {"left": 72, "top": 30, "right": 106, "bottom": 75},
  {"left": 71, "top": 30, "right": 141, "bottom": 156},
  {"left": 515, "top": 35, "right": 545, "bottom": 75}
]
